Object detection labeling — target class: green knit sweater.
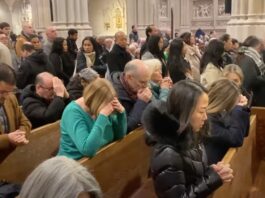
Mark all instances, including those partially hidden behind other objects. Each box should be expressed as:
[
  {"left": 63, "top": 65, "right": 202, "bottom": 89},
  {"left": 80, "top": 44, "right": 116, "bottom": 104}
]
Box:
[{"left": 58, "top": 101, "right": 127, "bottom": 159}]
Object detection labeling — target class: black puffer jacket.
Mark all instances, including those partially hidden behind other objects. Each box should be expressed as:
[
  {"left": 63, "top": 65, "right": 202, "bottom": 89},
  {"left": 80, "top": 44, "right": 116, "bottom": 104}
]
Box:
[
  {"left": 22, "top": 85, "right": 68, "bottom": 128},
  {"left": 142, "top": 101, "right": 223, "bottom": 198}
]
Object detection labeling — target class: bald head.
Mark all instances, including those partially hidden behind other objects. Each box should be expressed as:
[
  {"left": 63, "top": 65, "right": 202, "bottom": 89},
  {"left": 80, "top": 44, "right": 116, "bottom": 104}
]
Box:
[
  {"left": 22, "top": 23, "right": 34, "bottom": 35},
  {"left": 35, "top": 72, "right": 54, "bottom": 85},
  {"left": 124, "top": 60, "right": 150, "bottom": 92},
  {"left": 115, "top": 31, "right": 127, "bottom": 48},
  {"left": 46, "top": 26, "right": 57, "bottom": 41}
]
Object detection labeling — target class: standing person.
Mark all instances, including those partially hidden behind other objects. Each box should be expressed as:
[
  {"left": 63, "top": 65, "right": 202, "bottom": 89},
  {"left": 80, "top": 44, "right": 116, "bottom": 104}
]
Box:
[
  {"left": 76, "top": 36, "right": 106, "bottom": 77},
  {"left": 15, "top": 23, "right": 34, "bottom": 58},
  {"left": 220, "top": 34, "right": 233, "bottom": 66},
  {"left": 0, "top": 63, "right": 31, "bottom": 162},
  {"left": 200, "top": 39, "right": 225, "bottom": 87},
  {"left": 66, "top": 29, "right": 78, "bottom": 61},
  {"left": 167, "top": 38, "right": 192, "bottom": 83},
  {"left": 58, "top": 78, "right": 127, "bottom": 159},
  {"left": 180, "top": 32, "right": 201, "bottom": 81},
  {"left": 142, "top": 80, "right": 233, "bottom": 198},
  {"left": 43, "top": 26, "right": 57, "bottom": 56},
  {"left": 141, "top": 35, "right": 167, "bottom": 77},
  {"left": 107, "top": 31, "right": 131, "bottom": 74},
  {"left": 49, "top": 37, "right": 75, "bottom": 85},
  {"left": 129, "top": 25, "right": 139, "bottom": 44}
]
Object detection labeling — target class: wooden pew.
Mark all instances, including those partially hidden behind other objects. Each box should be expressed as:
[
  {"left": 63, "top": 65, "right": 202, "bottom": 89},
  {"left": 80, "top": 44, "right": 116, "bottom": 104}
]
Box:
[
  {"left": 0, "top": 121, "right": 61, "bottom": 183},
  {"left": 79, "top": 127, "right": 151, "bottom": 198},
  {"left": 211, "top": 115, "right": 257, "bottom": 198}
]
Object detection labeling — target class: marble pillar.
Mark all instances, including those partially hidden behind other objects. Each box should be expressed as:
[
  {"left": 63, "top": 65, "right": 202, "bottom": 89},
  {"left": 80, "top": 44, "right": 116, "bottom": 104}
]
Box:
[
  {"left": 227, "top": 0, "right": 265, "bottom": 42},
  {"left": 51, "top": 0, "right": 92, "bottom": 47}
]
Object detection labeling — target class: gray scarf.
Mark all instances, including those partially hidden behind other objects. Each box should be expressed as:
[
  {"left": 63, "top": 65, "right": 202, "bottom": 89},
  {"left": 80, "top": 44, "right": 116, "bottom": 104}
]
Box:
[{"left": 244, "top": 47, "right": 265, "bottom": 75}]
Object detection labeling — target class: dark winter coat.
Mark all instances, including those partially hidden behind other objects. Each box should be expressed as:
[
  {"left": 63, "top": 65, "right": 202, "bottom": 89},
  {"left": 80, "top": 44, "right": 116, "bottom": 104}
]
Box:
[
  {"left": 49, "top": 52, "right": 75, "bottom": 85},
  {"left": 22, "top": 85, "right": 68, "bottom": 128},
  {"left": 142, "top": 101, "right": 223, "bottom": 198},
  {"left": 237, "top": 55, "right": 265, "bottom": 106},
  {"left": 203, "top": 106, "right": 250, "bottom": 165},
  {"left": 16, "top": 50, "right": 55, "bottom": 89},
  {"left": 107, "top": 44, "right": 132, "bottom": 74},
  {"left": 110, "top": 72, "right": 149, "bottom": 132}
]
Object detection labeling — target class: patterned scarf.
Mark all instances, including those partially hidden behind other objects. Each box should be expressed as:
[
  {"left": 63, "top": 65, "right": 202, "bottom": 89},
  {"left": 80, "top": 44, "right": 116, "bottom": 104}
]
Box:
[
  {"left": 244, "top": 47, "right": 265, "bottom": 75},
  {"left": 120, "top": 73, "right": 138, "bottom": 100}
]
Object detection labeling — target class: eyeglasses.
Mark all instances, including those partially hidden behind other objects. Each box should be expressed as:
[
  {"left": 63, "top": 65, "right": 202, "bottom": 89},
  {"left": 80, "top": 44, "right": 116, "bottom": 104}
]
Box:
[{"left": 40, "top": 85, "right": 53, "bottom": 91}]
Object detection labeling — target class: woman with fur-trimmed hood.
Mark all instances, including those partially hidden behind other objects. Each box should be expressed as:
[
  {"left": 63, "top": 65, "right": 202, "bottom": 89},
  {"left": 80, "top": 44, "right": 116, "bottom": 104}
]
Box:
[{"left": 142, "top": 80, "right": 233, "bottom": 198}]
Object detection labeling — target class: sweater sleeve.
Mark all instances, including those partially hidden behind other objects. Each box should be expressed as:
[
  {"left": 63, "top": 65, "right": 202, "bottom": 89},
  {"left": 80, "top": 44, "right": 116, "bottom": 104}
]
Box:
[
  {"left": 152, "top": 148, "right": 222, "bottom": 198},
  {"left": 65, "top": 111, "right": 111, "bottom": 157},
  {"left": 209, "top": 106, "right": 250, "bottom": 147},
  {"left": 111, "top": 111, "right": 127, "bottom": 140}
]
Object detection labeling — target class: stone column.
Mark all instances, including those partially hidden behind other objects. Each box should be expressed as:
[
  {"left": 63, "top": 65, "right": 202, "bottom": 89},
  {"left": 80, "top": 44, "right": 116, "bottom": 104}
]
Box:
[
  {"left": 51, "top": 0, "right": 92, "bottom": 47},
  {"left": 30, "top": 0, "right": 52, "bottom": 32},
  {"left": 227, "top": 0, "right": 265, "bottom": 42},
  {"left": 135, "top": 0, "right": 155, "bottom": 38},
  {"left": 179, "top": 0, "right": 190, "bottom": 32}
]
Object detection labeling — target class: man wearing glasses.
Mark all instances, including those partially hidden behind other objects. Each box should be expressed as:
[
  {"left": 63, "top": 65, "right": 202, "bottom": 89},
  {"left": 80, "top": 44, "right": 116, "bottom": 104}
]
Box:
[
  {"left": 22, "top": 72, "right": 69, "bottom": 128},
  {"left": 0, "top": 63, "right": 31, "bottom": 162}
]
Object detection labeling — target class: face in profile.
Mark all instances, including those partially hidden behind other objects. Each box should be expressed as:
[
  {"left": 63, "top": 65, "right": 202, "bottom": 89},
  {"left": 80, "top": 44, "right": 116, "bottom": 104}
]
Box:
[
  {"left": 0, "top": 81, "right": 15, "bottom": 105},
  {"left": 190, "top": 93, "right": 208, "bottom": 132}
]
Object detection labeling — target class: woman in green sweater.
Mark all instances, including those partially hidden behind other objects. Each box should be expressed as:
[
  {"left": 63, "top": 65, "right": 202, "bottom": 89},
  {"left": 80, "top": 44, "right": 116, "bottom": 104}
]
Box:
[{"left": 58, "top": 78, "right": 127, "bottom": 160}]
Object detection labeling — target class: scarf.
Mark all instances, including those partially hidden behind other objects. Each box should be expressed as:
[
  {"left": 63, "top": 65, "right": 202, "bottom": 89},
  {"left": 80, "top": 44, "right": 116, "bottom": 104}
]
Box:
[
  {"left": 84, "top": 52, "right": 96, "bottom": 68},
  {"left": 244, "top": 47, "right": 265, "bottom": 75},
  {"left": 120, "top": 73, "right": 138, "bottom": 100}
]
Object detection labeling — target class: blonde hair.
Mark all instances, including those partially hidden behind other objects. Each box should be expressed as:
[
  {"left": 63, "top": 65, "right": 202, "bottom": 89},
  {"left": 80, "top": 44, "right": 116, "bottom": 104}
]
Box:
[
  {"left": 207, "top": 78, "right": 240, "bottom": 114},
  {"left": 83, "top": 78, "right": 116, "bottom": 116},
  {"left": 223, "top": 64, "right": 244, "bottom": 83},
  {"left": 143, "top": 59, "right": 162, "bottom": 75}
]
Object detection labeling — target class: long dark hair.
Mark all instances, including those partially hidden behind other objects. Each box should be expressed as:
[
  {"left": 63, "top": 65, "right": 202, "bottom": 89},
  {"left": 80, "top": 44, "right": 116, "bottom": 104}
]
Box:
[
  {"left": 167, "top": 80, "right": 208, "bottom": 134},
  {"left": 51, "top": 37, "right": 65, "bottom": 54},
  {"left": 80, "top": 36, "right": 100, "bottom": 55},
  {"left": 146, "top": 35, "right": 164, "bottom": 59},
  {"left": 167, "top": 38, "right": 191, "bottom": 82},
  {"left": 200, "top": 39, "right": 224, "bottom": 73}
]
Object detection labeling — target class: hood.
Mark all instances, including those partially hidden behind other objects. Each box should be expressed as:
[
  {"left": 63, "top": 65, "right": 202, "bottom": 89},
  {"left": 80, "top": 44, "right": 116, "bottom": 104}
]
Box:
[
  {"left": 22, "top": 84, "right": 36, "bottom": 99},
  {"left": 27, "top": 50, "right": 48, "bottom": 65},
  {"left": 142, "top": 100, "right": 195, "bottom": 150}
]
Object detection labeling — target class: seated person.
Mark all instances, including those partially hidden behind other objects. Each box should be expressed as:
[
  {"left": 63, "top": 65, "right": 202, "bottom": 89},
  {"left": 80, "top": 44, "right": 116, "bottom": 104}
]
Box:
[
  {"left": 16, "top": 44, "right": 55, "bottom": 89},
  {"left": 143, "top": 59, "right": 172, "bottom": 101},
  {"left": 223, "top": 64, "right": 252, "bottom": 102},
  {"left": 203, "top": 79, "right": 250, "bottom": 165},
  {"left": 22, "top": 72, "right": 69, "bottom": 128},
  {"left": 0, "top": 63, "right": 31, "bottom": 162},
  {"left": 109, "top": 59, "right": 152, "bottom": 132},
  {"left": 67, "top": 68, "right": 99, "bottom": 100},
  {"left": 57, "top": 78, "right": 127, "bottom": 159},
  {"left": 19, "top": 156, "right": 102, "bottom": 198}
]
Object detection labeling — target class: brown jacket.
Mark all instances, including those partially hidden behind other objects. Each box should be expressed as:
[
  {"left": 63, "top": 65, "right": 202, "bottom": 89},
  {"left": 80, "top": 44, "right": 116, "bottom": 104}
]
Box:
[
  {"left": 15, "top": 33, "right": 30, "bottom": 58},
  {"left": 0, "top": 94, "right": 31, "bottom": 162}
]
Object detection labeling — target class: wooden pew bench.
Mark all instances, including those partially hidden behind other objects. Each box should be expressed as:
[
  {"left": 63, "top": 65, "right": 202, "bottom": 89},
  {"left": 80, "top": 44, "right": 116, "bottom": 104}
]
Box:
[
  {"left": 0, "top": 121, "right": 61, "bottom": 183},
  {"left": 79, "top": 127, "right": 151, "bottom": 198}
]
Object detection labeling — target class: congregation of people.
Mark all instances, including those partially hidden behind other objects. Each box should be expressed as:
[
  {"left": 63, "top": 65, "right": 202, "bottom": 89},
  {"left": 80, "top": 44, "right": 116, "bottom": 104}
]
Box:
[{"left": 1, "top": 20, "right": 264, "bottom": 197}]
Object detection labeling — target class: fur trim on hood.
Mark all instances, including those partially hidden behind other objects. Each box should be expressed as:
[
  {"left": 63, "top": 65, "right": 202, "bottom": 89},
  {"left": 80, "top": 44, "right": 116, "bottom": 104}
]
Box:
[{"left": 142, "top": 101, "right": 194, "bottom": 150}]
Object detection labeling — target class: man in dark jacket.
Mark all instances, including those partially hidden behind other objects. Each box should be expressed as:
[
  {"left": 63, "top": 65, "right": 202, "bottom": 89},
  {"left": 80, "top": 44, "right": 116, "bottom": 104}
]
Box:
[
  {"left": 66, "top": 29, "right": 78, "bottom": 61},
  {"left": 110, "top": 59, "right": 152, "bottom": 133},
  {"left": 16, "top": 44, "right": 55, "bottom": 89},
  {"left": 107, "top": 31, "right": 132, "bottom": 74},
  {"left": 22, "top": 72, "right": 69, "bottom": 128}
]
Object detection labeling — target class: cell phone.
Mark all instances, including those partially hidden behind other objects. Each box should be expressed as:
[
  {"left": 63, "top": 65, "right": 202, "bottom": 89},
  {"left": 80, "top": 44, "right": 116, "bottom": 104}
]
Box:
[{"left": 246, "top": 91, "right": 253, "bottom": 109}]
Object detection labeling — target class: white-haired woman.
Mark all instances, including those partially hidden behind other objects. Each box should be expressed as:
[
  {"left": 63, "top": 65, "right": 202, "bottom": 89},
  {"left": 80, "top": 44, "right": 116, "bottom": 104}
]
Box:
[
  {"left": 143, "top": 59, "right": 172, "bottom": 101},
  {"left": 19, "top": 156, "right": 102, "bottom": 198}
]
